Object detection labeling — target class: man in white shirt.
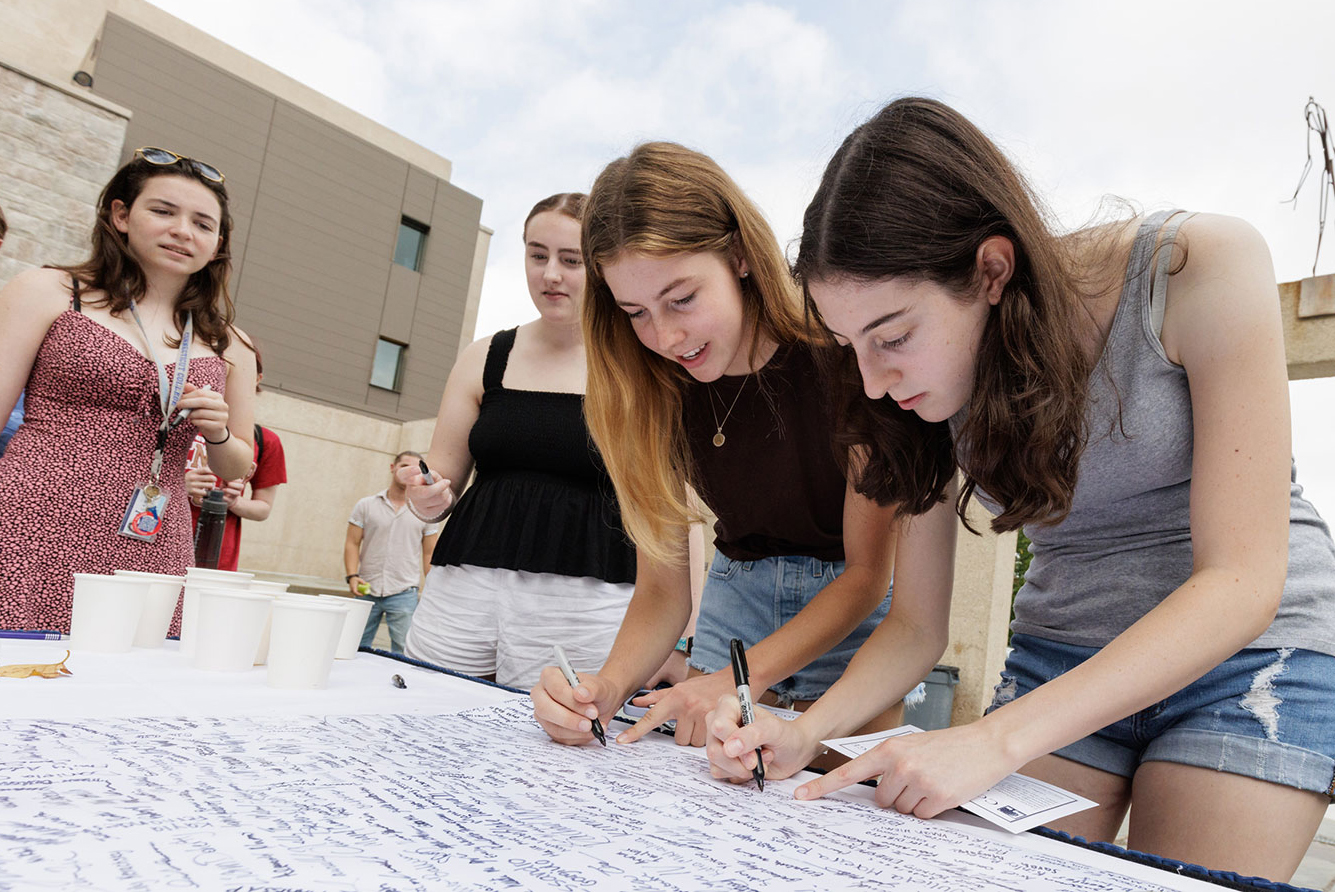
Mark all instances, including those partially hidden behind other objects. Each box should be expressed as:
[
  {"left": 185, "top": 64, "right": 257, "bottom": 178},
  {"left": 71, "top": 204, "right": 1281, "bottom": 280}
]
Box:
[{"left": 344, "top": 452, "right": 441, "bottom": 653}]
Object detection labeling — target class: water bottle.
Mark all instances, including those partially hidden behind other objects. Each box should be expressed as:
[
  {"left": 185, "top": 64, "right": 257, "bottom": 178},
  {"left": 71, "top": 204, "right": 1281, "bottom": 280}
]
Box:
[{"left": 194, "top": 488, "right": 228, "bottom": 569}]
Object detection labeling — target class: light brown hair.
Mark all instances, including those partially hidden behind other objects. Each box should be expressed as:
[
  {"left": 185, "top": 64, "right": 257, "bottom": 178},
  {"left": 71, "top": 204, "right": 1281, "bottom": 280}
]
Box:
[{"left": 582, "top": 142, "right": 805, "bottom": 563}]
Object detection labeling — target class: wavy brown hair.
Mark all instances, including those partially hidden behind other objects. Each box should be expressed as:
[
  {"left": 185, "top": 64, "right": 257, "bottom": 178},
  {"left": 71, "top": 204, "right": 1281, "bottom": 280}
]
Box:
[
  {"left": 582, "top": 142, "right": 806, "bottom": 564},
  {"left": 795, "top": 97, "right": 1092, "bottom": 533},
  {"left": 56, "top": 154, "right": 238, "bottom": 354}
]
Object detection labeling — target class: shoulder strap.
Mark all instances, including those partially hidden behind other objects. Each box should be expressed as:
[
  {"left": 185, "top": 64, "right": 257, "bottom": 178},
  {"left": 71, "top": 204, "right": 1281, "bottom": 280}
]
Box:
[
  {"left": 482, "top": 327, "right": 518, "bottom": 392},
  {"left": 1147, "top": 211, "right": 1193, "bottom": 340},
  {"left": 253, "top": 424, "right": 265, "bottom": 465},
  {"left": 71, "top": 276, "right": 82, "bottom": 312}
]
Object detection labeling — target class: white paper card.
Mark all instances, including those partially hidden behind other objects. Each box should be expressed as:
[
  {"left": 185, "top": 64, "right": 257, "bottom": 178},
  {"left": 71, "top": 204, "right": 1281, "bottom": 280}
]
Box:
[{"left": 822, "top": 725, "right": 1097, "bottom": 833}]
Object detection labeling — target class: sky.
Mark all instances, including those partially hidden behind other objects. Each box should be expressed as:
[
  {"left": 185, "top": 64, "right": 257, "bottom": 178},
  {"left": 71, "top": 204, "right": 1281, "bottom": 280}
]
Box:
[{"left": 148, "top": 0, "right": 1335, "bottom": 518}]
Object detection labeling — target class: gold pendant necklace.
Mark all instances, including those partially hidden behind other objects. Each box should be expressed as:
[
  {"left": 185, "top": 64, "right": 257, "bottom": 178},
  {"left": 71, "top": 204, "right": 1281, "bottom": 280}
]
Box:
[{"left": 708, "top": 374, "right": 750, "bottom": 447}]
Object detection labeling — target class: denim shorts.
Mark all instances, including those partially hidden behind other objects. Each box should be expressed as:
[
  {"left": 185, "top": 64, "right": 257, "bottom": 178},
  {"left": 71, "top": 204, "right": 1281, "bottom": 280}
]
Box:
[
  {"left": 688, "top": 551, "right": 892, "bottom": 704},
  {"left": 990, "top": 633, "right": 1335, "bottom": 798}
]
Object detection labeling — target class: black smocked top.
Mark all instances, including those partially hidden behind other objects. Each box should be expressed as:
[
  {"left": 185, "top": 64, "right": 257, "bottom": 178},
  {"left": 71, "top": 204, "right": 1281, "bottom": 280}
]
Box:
[{"left": 430, "top": 328, "right": 636, "bottom": 584}]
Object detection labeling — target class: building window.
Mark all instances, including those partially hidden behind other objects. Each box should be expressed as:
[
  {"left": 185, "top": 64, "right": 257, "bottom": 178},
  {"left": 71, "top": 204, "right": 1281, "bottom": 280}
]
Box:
[
  {"left": 370, "top": 338, "right": 406, "bottom": 392},
  {"left": 393, "top": 217, "right": 428, "bottom": 271}
]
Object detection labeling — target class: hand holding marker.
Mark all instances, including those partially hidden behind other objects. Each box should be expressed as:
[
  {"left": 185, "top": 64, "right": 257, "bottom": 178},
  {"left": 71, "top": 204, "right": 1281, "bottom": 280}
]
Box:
[
  {"left": 553, "top": 645, "right": 607, "bottom": 746},
  {"left": 730, "top": 638, "right": 765, "bottom": 791}
]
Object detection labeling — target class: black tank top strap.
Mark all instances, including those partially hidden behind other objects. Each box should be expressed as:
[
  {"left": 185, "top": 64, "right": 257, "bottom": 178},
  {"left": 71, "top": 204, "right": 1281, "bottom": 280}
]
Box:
[
  {"left": 482, "top": 327, "right": 518, "bottom": 392},
  {"left": 71, "top": 276, "right": 82, "bottom": 313}
]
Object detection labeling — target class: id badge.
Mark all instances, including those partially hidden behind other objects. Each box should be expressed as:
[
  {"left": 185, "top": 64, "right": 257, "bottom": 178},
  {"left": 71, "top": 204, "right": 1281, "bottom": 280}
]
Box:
[{"left": 118, "top": 483, "right": 170, "bottom": 543}]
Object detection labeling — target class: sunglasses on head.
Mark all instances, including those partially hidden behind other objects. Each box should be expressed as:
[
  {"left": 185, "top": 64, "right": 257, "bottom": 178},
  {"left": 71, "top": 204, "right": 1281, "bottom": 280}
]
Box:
[{"left": 135, "top": 146, "right": 225, "bottom": 184}]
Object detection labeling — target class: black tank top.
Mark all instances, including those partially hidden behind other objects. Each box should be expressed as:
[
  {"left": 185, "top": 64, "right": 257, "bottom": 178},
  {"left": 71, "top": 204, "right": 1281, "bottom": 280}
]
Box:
[
  {"left": 431, "top": 328, "right": 636, "bottom": 584},
  {"left": 683, "top": 342, "right": 847, "bottom": 562}
]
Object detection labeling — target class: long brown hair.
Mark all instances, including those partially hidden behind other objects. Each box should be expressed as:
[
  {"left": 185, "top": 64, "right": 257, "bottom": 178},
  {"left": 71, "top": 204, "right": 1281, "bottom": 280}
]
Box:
[
  {"left": 57, "top": 154, "right": 238, "bottom": 354},
  {"left": 795, "top": 97, "right": 1092, "bottom": 533},
  {"left": 582, "top": 142, "right": 805, "bottom": 564}
]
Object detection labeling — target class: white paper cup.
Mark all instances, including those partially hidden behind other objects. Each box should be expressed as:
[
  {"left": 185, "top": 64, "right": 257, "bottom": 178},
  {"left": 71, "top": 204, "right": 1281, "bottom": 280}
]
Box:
[
  {"left": 69, "top": 574, "right": 149, "bottom": 653},
  {"left": 113, "top": 570, "right": 185, "bottom": 648},
  {"left": 180, "top": 569, "right": 254, "bottom": 657},
  {"left": 247, "top": 579, "right": 290, "bottom": 595},
  {"left": 191, "top": 588, "right": 273, "bottom": 672},
  {"left": 317, "top": 595, "right": 369, "bottom": 659},
  {"left": 266, "top": 601, "right": 348, "bottom": 689}
]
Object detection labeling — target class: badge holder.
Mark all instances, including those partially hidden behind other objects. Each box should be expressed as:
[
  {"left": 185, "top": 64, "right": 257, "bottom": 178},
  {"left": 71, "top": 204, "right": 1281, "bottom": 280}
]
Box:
[{"left": 118, "top": 481, "right": 170, "bottom": 543}]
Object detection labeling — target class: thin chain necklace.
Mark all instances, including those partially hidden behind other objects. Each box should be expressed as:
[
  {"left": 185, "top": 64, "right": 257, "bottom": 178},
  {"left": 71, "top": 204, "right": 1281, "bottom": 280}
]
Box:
[{"left": 708, "top": 374, "right": 750, "bottom": 447}]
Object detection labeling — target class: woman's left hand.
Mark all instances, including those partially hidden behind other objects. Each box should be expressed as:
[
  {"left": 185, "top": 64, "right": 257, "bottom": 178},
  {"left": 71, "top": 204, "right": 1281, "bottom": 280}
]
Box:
[
  {"left": 176, "top": 382, "right": 230, "bottom": 442},
  {"left": 617, "top": 669, "right": 737, "bottom": 747},
  {"left": 793, "top": 721, "right": 1014, "bottom": 818}
]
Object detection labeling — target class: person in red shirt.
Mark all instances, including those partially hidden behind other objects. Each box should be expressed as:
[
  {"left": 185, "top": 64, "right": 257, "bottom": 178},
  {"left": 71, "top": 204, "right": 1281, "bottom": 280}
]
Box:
[{"left": 185, "top": 349, "right": 286, "bottom": 571}]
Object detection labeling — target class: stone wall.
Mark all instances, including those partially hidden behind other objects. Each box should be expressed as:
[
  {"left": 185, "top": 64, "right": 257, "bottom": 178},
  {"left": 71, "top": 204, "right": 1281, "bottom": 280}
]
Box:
[{"left": 0, "top": 62, "right": 129, "bottom": 287}]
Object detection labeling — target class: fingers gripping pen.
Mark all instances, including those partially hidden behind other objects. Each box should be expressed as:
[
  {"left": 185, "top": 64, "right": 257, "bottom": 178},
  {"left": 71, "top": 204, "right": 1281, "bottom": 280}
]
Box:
[{"left": 729, "top": 638, "right": 765, "bottom": 791}]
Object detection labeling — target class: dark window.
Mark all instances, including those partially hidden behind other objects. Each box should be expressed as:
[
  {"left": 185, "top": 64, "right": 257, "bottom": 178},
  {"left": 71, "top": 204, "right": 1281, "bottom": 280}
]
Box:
[
  {"left": 370, "top": 338, "right": 406, "bottom": 392},
  {"left": 393, "top": 217, "right": 428, "bottom": 271}
]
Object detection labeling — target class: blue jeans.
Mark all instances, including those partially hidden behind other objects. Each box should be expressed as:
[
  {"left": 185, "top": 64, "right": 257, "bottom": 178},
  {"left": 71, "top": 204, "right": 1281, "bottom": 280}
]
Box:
[
  {"left": 991, "top": 633, "right": 1335, "bottom": 797},
  {"left": 689, "top": 552, "right": 893, "bottom": 704},
  {"left": 359, "top": 587, "right": 418, "bottom": 653}
]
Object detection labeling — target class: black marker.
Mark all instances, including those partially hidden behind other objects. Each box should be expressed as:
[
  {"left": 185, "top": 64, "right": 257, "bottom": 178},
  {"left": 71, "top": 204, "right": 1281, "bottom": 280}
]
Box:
[
  {"left": 729, "top": 638, "right": 765, "bottom": 791},
  {"left": 554, "top": 645, "right": 606, "bottom": 746},
  {"left": 417, "top": 459, "right": 435, "bottom": 485}
]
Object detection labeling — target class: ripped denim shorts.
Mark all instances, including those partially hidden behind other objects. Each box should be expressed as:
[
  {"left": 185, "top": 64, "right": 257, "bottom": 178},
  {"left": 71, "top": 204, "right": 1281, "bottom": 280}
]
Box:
[{"left": 989, "top": 633, "right": 1335, "bottom": 798}]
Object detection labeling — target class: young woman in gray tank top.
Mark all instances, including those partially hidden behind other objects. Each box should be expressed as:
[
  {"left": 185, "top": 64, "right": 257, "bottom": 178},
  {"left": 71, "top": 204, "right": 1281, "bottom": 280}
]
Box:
[{"left": 706, "top": 97, "right": 1335, "bottom": 883}]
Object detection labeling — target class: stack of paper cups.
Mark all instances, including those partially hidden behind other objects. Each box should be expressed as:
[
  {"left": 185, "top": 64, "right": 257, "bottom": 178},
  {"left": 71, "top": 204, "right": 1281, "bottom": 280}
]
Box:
[
  {"left": 180, "top": 568, "right": 254, "bottom": 657},
  {"left": 318, "top": 594, "right": 373, "bottom": 659},
  {"left": 112, "top": 570, "right": 185, "bottom": 648},
  {"left": 69, "top": 574, "right": 148, "bottom": 653},
  {"left": 191, "top": 588, "right": 273, "bottom": 672},
  {"left": 266, "top": 600, "right": 348, "bottom": 689}
]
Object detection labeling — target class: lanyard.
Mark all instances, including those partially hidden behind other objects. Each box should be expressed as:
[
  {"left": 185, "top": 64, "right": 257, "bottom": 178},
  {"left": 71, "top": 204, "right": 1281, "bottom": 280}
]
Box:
[{"left": 128, "top": 300, "right": 193, "bottom": 484}]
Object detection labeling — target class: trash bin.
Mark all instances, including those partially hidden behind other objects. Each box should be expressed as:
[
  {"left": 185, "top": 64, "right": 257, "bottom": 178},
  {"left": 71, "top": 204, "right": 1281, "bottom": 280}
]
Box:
[{"left": 903, "top": 664, "right": 959, "bottom": 731}]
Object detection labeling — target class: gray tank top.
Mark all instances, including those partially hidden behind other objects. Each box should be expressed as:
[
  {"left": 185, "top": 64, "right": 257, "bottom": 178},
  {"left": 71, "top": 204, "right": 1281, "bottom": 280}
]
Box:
[{"left": 969, "top": 210, "right": 1335, "bottom": 655}]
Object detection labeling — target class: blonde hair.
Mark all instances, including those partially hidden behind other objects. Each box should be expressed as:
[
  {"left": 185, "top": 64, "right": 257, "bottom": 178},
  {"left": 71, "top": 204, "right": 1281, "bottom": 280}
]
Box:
[{"left": 582, "top": 142, "right": 805, "bottom": 564}]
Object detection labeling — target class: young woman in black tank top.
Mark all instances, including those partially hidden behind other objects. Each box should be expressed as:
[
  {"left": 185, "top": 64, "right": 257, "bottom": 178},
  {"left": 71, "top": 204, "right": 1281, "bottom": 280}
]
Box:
[
  {"left": 400, "top": 194, "right": 641, "bottom": 690},
  {"left": 531, "top": 143, "right": 958, "bottom": 767}
]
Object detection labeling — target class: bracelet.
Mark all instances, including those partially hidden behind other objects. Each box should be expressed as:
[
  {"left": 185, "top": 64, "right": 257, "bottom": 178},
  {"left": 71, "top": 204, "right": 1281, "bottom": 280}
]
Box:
[
  {"left": 345, "top": 574, "right": 360, "bottom": 583},
  {"left": 406, "top": 496, "right": 449, "bottom": 524},
  {"left": 203, "top": 429, "right": 232, "bottom": 445}
]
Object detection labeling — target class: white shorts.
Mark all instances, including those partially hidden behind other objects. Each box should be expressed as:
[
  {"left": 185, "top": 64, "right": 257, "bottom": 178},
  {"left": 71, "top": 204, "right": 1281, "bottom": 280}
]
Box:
[{"left": 404, "top": 564, "right": 634, "bottom": 690}]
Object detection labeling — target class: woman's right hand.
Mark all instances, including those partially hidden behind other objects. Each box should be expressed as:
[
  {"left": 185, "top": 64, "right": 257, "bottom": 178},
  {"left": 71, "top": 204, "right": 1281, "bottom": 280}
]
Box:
[
  {"left": 706, "top": 695, "right": 822, "bottom": 782},
  {"left": 395, "top": 462, "right": 454, "bottom": 520},
  {"left": 184, "top": 467, "right": 216, "bottom": 505},
  {"left": 532, "top": 667, "right": 622, "bottom": 746}
]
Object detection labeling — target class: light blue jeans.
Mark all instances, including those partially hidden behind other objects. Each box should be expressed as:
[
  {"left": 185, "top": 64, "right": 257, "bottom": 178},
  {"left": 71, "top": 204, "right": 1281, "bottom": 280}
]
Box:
[
  {"left": 689, "top": 552, "right": 893, "bottom": 705},
  {"left": 991, "top": 633, "right": 1335, "bottom": 797},
  {"left": 359, "top": 587, "right": 418, "bottom": 653}
]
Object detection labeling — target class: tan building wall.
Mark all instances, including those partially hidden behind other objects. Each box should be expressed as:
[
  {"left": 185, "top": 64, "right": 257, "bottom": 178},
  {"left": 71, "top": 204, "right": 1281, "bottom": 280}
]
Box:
[
  {"left": 0, "top": 62, "right": 129, "bottom": 286},
  {"left": 237, "top": 391, "right": 436, "bottom": 585},
  {"left": 1280, "top": 276, "right": 1335, "bottom": 380}
]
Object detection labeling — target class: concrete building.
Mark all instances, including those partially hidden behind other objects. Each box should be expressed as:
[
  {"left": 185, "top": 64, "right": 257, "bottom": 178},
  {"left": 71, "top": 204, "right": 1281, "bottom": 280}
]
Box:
[{"left": 0, "top": 0, "right": 490, "bottom": 579}]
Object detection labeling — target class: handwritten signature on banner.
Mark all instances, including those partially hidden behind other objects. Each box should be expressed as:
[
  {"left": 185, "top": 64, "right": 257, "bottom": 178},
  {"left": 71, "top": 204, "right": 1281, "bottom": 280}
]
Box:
[{"left": 0, "top": 702, "right": 1206, "bottom": 891}]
